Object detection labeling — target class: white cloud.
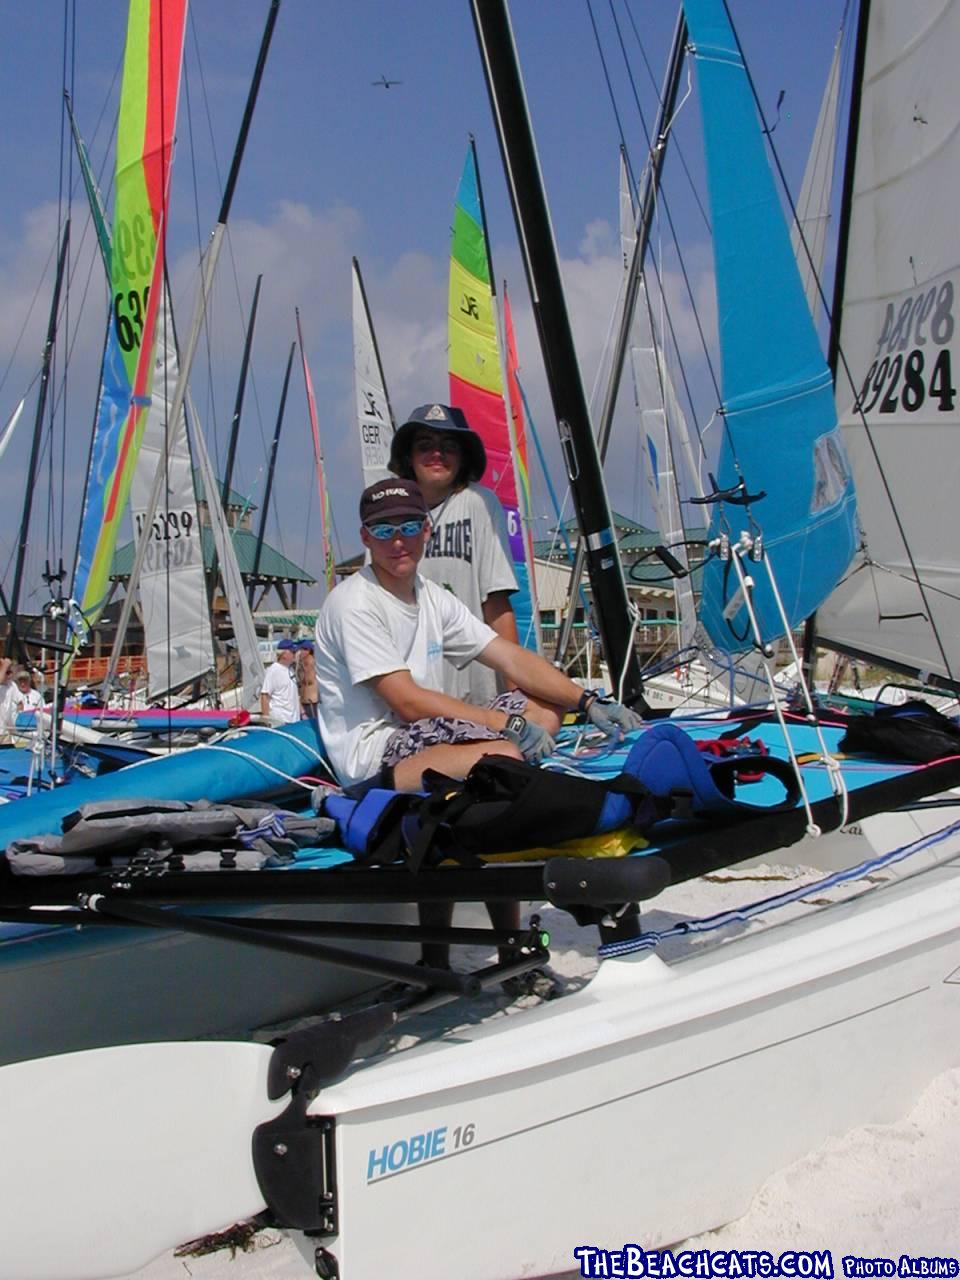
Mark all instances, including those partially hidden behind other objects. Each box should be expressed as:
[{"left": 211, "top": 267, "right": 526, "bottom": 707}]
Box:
[{"left": 0, "top": 188, "right": 720, "bottom": 611}]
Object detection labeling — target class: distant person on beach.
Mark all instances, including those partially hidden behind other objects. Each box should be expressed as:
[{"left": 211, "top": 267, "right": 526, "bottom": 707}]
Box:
[
  {"left": 0, "top": 658, "right": 15, "bottom": 740},
  {"left": 314, "top": 478, "right": 642, "bottom": 986},
  {"left": 259, "top": 639, "right": 301, "bottom": 725},
  {"left": 10, "top": 668, "right": 42, "bottom": 720},
  {"left": 297, "top": 639, "right": 318, "bottom": 721}
]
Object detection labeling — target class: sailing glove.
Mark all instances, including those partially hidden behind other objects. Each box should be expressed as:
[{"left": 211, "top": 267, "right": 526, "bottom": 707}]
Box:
[
  {"left": 503, "top": 713, "right": 556, "bottom": 764},
  {"left": 582, "top": 693, "right": 645, "bottom": 741}
]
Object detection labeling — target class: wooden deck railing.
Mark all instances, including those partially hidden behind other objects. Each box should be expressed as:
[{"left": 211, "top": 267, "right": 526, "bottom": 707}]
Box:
[{"left": 36, "top": 655, "right": 147, "bottom": 686}]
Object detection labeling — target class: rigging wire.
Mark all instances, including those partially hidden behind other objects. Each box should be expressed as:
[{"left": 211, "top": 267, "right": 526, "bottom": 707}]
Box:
[
  {"left": 588, "top": 0, "right": 724, "bottom": 430},
  {"left": 622, "top": 0, "right": 711, "bottom": 235},
  {"left": 182, "top": 11, "right": 279, "bottom": 600}
]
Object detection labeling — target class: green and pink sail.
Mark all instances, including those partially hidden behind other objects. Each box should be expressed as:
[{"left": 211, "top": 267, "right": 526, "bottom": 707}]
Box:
[
  {"left": 448, "top": 143, "right": 538, "bottom": 649},
  {"left": 72, "top": 0, "right": 188, "bottom": 638}
]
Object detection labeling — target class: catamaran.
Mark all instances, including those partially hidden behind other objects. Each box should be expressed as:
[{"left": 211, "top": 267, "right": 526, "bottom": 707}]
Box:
[{"left": 1, "top": 1, "right": 960, "bottom": 1279}]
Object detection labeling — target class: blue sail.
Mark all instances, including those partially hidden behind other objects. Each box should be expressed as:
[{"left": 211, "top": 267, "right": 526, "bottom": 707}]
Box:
[{"left": 685, "top": 0, "right": 857, "bottom": 652}]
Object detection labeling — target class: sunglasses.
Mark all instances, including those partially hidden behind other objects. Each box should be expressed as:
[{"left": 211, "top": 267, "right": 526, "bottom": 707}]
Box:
[
  {"left": 413, "top": 435, "right": 461, "bottom": 455},
  {"left": 365, "top": 518, "right": 427, "bottom": 540}
]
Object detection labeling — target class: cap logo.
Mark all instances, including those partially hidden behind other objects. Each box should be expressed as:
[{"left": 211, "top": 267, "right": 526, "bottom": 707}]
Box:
[
  {"left": 373, "top": 485, "right": 409, "bottom": 500},
  {"left": 424, "top": 404, "right": 447, "bottom": 421}
]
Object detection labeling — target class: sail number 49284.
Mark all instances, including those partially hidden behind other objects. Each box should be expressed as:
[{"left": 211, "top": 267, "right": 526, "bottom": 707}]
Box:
[{"left": 855, "top": 279, "right": 957, "bottom": 414}]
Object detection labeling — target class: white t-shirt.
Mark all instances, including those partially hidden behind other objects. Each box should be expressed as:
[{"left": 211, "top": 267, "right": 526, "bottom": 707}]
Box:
[
  {"left": 11, "top": 686, "right": 42, "bottom": 717},
  {"left": 314, "top": 566, "right": 497, "bottom": 788},
  {"left": 0, "top": 680, "right": 17, "bottom": 734},
  {"left": 260, "top": 660, "right": 301, "bottom": 725},
  {"left": 419, "top": 484, "right": 517, "bottom": 704}
]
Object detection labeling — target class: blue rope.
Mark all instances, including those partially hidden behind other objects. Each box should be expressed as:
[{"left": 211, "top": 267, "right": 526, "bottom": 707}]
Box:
[{"left": 598, "top": 815, "right": 960, "bottom": 958}]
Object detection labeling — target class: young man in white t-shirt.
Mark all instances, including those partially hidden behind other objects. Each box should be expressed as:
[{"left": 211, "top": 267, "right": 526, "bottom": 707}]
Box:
[
  {"left": 315, "top": 478, "right": 642, "bottom": 794},
  {"left": 387, "top": 402, "right": 518, "bottom": 706},
  {"left": 315, "top": 477, "right": 644, "bottom": 989},
  {"left": 259, "top": 639, "right": 301, "bottom": 725}
]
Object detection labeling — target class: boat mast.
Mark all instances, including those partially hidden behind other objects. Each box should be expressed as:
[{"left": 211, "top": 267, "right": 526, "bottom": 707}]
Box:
[
  {"left": 7, "top": 220, "right": 71, "bottom": 659},
  {"left": 250, "top": 339, "right": 295, "bottom": 606},
  {"left": 553, "top": 10, "right": 688, "bottom": 668},
  {"left": 470, "top": 0, "right": 644, "bottom": 706},
  {"left": 221, "top": 274, "right": 262, "bottom": 520},
  {"left": 826, "top": 0, "right": 871, "bottom": 381},
  {"left": 209, "top": 273, "right": 262, "bottom": 607}
]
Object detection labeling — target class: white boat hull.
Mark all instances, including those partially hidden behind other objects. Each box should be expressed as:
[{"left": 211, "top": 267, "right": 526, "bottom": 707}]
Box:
[
  {"left": 2, "top": 816, "right": 958, "bottom": 1280},
  {"left": 299, "top": 853, "right": 960, "bottom": 1279}
]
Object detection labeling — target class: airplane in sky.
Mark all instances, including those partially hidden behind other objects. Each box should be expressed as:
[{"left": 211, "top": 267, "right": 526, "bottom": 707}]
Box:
[{"left": 371, "top": 74, "right": 402, "bottom": 89}]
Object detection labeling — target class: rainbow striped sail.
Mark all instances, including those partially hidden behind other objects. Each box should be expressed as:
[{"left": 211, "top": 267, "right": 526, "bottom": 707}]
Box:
[
  {"left": 72, "top": 0, "right": 188, "bottom": 637},
  {"left": 448, "top": 142, "right": 539, "bottom": 650}
]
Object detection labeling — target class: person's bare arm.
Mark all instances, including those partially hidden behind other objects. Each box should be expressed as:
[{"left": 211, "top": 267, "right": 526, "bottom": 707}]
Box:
[
  {"left": 368, "top": 668, "right": 508, "bottom": 730},
  {"left": 482, "top": 592, "right": 519, "bottom": 644},
  {"left": 260, "top": 693, "right": 270, "bottom": 718},
  {"left": 476, "top": 636, "right": 583, "bottom": 709}
]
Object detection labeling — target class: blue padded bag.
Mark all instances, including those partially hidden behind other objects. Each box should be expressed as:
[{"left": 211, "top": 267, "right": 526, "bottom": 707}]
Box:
[
  {"left": 623, "top": 722, "right": 799, "bottom": 816},
  {"left": 322, "top": 789, "right": 418, "bottom": 863}
]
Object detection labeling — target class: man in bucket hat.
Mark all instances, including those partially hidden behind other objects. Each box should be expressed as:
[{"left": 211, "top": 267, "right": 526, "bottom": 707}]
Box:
[
  {"left": 388, "top": 403, "right": 525, "bottom": 978},
  {"left": 388, "top": 403, "right": 518, "bottom": 707},
  {"left": 314, "top": 477, "right": 644, "bottom": 987}
]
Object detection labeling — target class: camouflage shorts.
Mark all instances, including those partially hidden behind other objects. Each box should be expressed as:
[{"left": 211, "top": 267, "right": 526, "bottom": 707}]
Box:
[{"left": 381, "top": 689, "right": 528, "bottom": 769}]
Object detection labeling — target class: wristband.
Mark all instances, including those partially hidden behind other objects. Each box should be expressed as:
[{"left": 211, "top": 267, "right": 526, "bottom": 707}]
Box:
[
  {"left": 577, "top": 689, "right": 599, "bottom": 713},
  {"left": 504, "top": 713, "right": 527, "bottom": 736}
]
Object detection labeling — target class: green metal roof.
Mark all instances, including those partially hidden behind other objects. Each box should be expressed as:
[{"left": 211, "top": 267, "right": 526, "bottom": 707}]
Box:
[
  {"left": 192, "top": 469, "right": 258, "bottom": 512},
  {"left": 253, "top": 610, "right": 320, "bottom": 627},
  {"left": 111, "top": 526, "right": 316, "bottom": 584},
  {"left": 535, "top": 515, "right": 708, "bottom": 558}
]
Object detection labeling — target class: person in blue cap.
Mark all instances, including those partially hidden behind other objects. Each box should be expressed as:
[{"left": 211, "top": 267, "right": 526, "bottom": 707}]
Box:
[
  {"left": 388, "top": 403, "right": 517, "bottom": 708},
  {"left": 260, "top": 638, "right": 301, "bottom": 725}
]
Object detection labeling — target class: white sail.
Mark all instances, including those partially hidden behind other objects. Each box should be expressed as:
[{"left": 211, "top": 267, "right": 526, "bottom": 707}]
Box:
[
  {"left": 129, "top": 287, "right": 215, "bottom": 699},
  {"left": 619, "top": 154, "right": 698, "bottom": 649},
  {"left": 188, "top": 398, "right": 264, "bottom": 709},
  {"left": 791, "top": 24, "right": 843, "bottom": 320},
  {"left": 0, "top": 398, "right": 25, "bottom": 465},
  {"left": 352, "top": 258, "right": 395, "bottom": 486},
  {"left": 818, "top": 0, "right": 960, "bottom": 684}
]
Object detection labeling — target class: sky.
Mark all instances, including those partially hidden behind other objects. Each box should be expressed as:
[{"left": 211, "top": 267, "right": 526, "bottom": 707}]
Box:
[{"left": 0, "top": 0, "right": 849, "bottom": 614}]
